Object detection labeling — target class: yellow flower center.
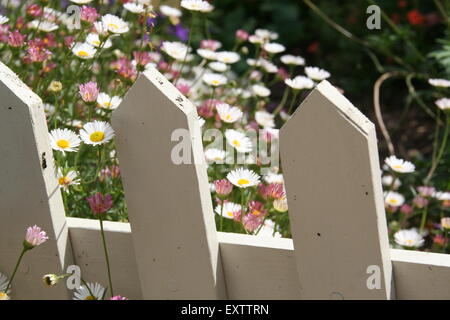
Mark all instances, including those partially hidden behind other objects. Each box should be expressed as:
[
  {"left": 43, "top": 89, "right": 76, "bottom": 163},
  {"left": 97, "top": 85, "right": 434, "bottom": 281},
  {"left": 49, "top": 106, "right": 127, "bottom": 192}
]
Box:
[
  {"left": 93, "top": 40, "right": 101, "bottom": 46},
  {"left": 108, "top": 23, "right": 119, "bottom": 31},
  {"left": 393, "top": 165, "right": 403, "bottom": 169},
  {"left": 90, "top": 131, "right": 105, "bottom": 143},
  {"left": 58, "top": 177, "right": 70, "bottom": 186},
  {"left": 214, "top": 157, "right": 222, "bottom": 161},
  {"left": 227, "top": 211, "right": 233, "bottom": 217},
  {"left": 0, "top": 292, "right": 9, "bottom": 300},
  {"left": 77, "top": 50, "right": 89, "bottom": 57},
  {"left": 237, "top": 178, "right": 249, "bottom": 186},
  {"left": 103, "top": 101, "right": 112, "bottom": 108},
  {"left": 405, "top": 239, "right": 413, "bottom": 246},
  {"left": 85, "top": 295, "right": 96, "bottom": 300},
  {"left": 57, "top": 139, "right": 70, "bottom": 149},
  {"left": 252, "top": 210, "right": 261, "bottom": 216},
  {"left": 232, "top": 139, "right": 241, "bottom": 147},
  {"left": 225, "top": 114, "right": 231, "bottom": 120},
  {"left": 211, "top": 80, "right": 220, "bottom": 85},
  {"left": 389, "top": 199, "right": 397, "bottom": 205}
]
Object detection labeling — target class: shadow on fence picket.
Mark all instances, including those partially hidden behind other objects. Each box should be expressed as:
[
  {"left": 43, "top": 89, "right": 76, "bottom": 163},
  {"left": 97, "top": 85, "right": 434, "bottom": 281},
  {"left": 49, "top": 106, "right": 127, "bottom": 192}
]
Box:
[{"left": 0, "top": 61, "right": 449, "bottom": 300}]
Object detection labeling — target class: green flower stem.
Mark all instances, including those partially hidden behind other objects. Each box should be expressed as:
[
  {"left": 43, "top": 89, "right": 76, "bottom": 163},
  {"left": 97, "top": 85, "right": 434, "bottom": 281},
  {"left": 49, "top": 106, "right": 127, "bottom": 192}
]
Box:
[
  {"left": 419, "top": 206, "right": 429, "bottom": 235},
  {"left": 273, "top": 86, "right": 290, "bottom": 116},
  {"left": 4, "top": 246, "right": 28, "bottom": 294},
  {"left": 80, "top": 277, "right": 96, "bottom": 299},
  {"left": 99, "top": 216, "right": 114, "bottom": 297},
  {"left": 287, "top": 90, "right": 300, "bottom": 115},
  {"left": 425, "top": 113, "right": 449, "bottom": 184},
  {"left": 219, "top": 199, "right": 224, "bottom": 232}
]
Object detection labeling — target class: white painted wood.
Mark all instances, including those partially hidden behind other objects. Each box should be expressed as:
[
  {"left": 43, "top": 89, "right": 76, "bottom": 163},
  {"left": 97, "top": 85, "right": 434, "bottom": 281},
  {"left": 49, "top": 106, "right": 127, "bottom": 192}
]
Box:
[
  {"left": 67, "top": 217, "right": 142, "bottom": 299},
  {"left": 65, "top": 219, "right": 450, "bottom": 299},
  {"left": 281, "top": 80, "right": 393, "bottom": 299},
  {"left": 111, "top": 67, "right": 227, "bottom": 299},
  {"left": 218, "top": 232, "right": 301, "bottom": 299},
  {"left": 391, "top": 249, "right": 450, "bottom": 299},
  {"left": 0, "top": 62, "right": 73, "bottom": 299}
]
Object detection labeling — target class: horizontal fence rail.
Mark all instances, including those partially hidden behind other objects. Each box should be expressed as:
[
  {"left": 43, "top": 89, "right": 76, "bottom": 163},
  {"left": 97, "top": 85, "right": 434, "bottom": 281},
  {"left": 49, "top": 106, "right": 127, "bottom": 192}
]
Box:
[{"left": 0, "top": 62, "right": 449, "bottom": 299}]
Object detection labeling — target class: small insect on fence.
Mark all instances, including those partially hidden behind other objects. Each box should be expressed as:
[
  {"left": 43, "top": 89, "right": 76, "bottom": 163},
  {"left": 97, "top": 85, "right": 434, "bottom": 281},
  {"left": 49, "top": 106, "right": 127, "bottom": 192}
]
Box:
[{"left": 0, "top": 62, "right": 449, "bottom": 299}]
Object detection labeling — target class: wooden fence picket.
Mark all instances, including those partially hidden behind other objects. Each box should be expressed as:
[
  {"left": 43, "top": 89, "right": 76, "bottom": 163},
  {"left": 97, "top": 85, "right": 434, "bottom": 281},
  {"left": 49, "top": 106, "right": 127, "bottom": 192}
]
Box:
[
  {"left": 281, "top": 80, "right": 394, "bottom": 299},
  {"left": 112, "top": 67, "right": 227, "bottom": 299},
  {"left": 0, "top": 62, "right": 73, "bottom": 299}
]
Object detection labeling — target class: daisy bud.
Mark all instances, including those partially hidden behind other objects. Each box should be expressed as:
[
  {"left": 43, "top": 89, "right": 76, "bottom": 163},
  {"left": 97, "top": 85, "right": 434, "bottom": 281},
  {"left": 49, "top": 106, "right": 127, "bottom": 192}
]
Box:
[
  {"left": 214, "top": 179, "right": 233, "bottom": 196},
  {"left": 110, "top": 295, "right": 129, "bottom": 300},
  {"left": 48, "top": 80, "right": 62, "bottom": 92},
  {"left": 273, "top": 199, "right": 288, "bottom": 212},
  {"left": 242, "top": 214, "right": 263, "bottom": 233},
  {"left": 441, "top": 217, "right": 450, "bottom": 230},
  {"left": 24, "top": 225, "right": 49, "bottom": 250},
  {"left": 79, "top": 81, "right": 100, "bottom": 103},
  {"left": 235, "top": 29, "right": 249, "bottom": 41},
  {"left": 42, "top": 274, "right": 60, "bottom": 287}
]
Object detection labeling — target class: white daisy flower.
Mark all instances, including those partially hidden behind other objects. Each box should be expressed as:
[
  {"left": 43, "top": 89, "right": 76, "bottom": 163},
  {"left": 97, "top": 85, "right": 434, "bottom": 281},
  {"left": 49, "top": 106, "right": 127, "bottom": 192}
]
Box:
[
  {"left": 273, "top": 199, "right": 288, "bottom": 213},
  {"left": 248, "top": 35, "right": 265, "bottom": 44},
  {"left": 255, "top": 110, "right": 275, "bottom": 128},
  {"left": 394, "top": 229, "right": 424, "bottom": 248},
  {"left": 80, "top": 121, "right": 115, "bottom": 146},
  {"left": 255, "top": 28, "right": 278, "bottom": 40},
  {"left": 161, "top": 41, "right": 189, "bottom": 61},
  {"left": 263, "top": 42, "right": 285, "bottom": 54},
  {"left": 123, "top": 2, "right": 145, "bottom": 14},
  {"left": 285, "top": 76, "right": 315, "bottom": 90},
  {"left": 216, "top": 51, "right": 240, "bottom": 64},
  {"left": 215, "top": 202, "right": 242, "bottom": 219},
  {"left": 73, "top": 282, "right": 105, "bottom": 300},
  {"left": 433, "top": 191, "right": 450, "bottom": 201},
  {"left": 384, "top": 155, "right": 415, "bottom": 173},
  {"left": 29, "top": 20, "right": 59, "bottom": 32},
  {"left": 197, "top": 48, "right": 217, "bottom": 60},
  {"left": 70, "top": 0, "right": 94, "bottom": 3},
  {"left": 101, "top": 14, "right": 129, "bottom": 34},
  {"left": 381, "top": 175, "right": 401, "bottom": 190},
  {"left": 204, "top": 148, "right": 226, "bottom": 163},
  {"left": 0, "top": 272, "right": 10, "bottom": 295},
  {"left": 97, "top": 92, "right": 122, "bottom": 110},
  {"left": 49, "top": 128, "right": 81, "bottom": 153},
  {"left": 227, "top": 167, "right": 261, "bottom": 188},
  {"left": 260, "top": 59, "right": 278, "bottom": 73},
  {"left": 435, "top": 98, "right": 450, "bottom": 111},
  {"left": 160, "top": 5, "right": 182, "bottom": 18},
  {"left": 86, "top": 33, "right": 112, "bottom": 49},
  {"left": 264, "top": 173, "right": 284, "bottom": 184},
  {"left": 203, "top": 73, "right": 228, "bottom": 86},
  {"left": 208, "top": 61, "right": 227, "bottom": 72},
  {"left": 72, "top": 42, "right": 97, "bottom": 59},
  {"left": 180, "top": 0, "right": 214, "bottom": 12},
  {"left": 305, "top": 66, "right": 330, "bottom": 81},
  {"left": 216, "top": 103, "right": 243, "bottom": 123},
  {"left": 0, "top": 15, "right": 9, "bottom": 25},
  {"left": 225, "top": 129, "right": 253, "bottom": 153},
  {"left": 280, "top": 54, "right": 305, "bottom": 66},
  {"left": 384, "top": 191, "right": 405, "bottom": 207},
  {"left": 257, "top": 219, "right": 282, "bottom": 237},
  {"left": 198, "top": 116, "right": 205, "bottom": 127},
  {"left": 428, "top": 78, "right": 450, "bottom": 88},
  {"left": 57, "top": 169, "right": 79, "bottom": 191},
  {"left": 252, "top": 84, "right": 271, "bottom": 97}
]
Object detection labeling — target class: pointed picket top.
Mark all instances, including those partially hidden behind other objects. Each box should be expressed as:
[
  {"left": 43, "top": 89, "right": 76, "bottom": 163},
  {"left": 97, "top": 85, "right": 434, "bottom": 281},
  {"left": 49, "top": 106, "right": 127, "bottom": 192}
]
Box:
[
  {"left": 0, "top": 62, "right": 73, "bottom": 299},
  {"left": 280, "top": 80, "right": 393, "bottom": 299},
  {"left": 111, "top": 67, "right": 227, "bottom": 299}
]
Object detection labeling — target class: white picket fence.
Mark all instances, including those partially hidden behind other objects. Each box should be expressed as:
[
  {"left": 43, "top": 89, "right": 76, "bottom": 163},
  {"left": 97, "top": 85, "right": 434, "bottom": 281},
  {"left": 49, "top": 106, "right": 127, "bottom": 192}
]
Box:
[{"left": 0, "top": 61, "right": 449, "bottom": 300}]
